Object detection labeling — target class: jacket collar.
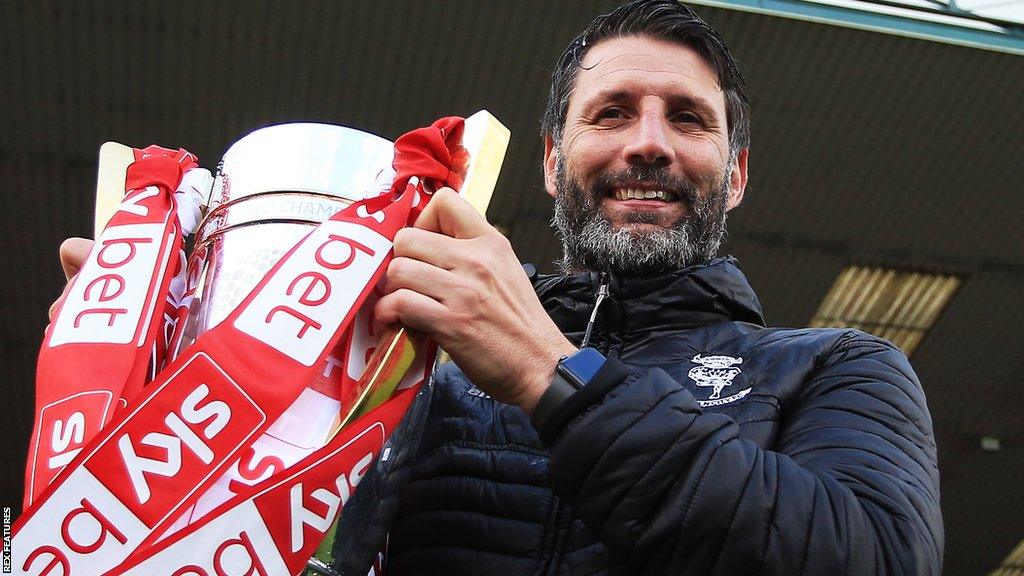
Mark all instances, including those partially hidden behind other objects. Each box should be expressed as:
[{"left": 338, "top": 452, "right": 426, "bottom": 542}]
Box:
[{"left": 531, "top": 257, "right": 765, "bottom": 338}]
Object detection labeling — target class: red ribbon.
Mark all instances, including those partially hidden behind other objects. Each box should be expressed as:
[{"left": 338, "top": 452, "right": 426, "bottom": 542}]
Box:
[
  {"left": 15, "top": 118, "right": 467, "bottom": 575},
  {"left": 24, "top": 146, "right": 197, "bottom": 509}
]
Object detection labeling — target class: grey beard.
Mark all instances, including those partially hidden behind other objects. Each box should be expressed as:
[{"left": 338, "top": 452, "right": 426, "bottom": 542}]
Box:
[{"left": 551, "top": 159, "right": 732, "bottom": 275}]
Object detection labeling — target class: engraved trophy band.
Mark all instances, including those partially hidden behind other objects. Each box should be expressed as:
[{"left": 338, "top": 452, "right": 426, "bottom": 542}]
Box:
[{"left": 171, "top": 123, "right": 396, "bottom": 356}]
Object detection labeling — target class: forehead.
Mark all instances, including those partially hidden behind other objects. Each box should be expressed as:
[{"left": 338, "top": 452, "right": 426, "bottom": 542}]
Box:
[{"left": 570, "top": 35, "right": 724, "bottom": 109}]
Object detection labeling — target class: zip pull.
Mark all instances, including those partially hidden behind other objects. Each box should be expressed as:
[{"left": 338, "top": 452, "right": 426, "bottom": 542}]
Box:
[{"left": 580, "top": 273, "right": 610, "bottom": 348}]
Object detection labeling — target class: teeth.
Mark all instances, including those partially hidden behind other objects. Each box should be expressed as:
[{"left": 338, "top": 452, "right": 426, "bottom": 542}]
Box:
[{"left": 614, "top": 188, "right": 670, "bottom": 201}]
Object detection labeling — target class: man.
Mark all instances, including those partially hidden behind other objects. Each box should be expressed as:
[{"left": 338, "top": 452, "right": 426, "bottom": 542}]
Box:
[
  {"left": 371, "top": 1, "right": 943, "bottom": 574},
  {"left": 50, "top": 1, "right": 942, "bottom": 573}
]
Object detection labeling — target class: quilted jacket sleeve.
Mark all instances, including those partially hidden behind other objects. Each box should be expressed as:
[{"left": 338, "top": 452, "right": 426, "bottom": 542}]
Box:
[{"left": 543, "top": 332, "right": 943, "bottom": 575}]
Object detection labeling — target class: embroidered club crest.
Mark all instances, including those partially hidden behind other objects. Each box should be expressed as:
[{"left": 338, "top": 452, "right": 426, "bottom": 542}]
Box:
[{"left": 688, "top": 354, "right": 750, "bottom": 407}]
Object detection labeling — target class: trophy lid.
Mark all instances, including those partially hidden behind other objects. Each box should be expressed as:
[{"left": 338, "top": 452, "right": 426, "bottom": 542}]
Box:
[{"left": 210, "top": 123, "right": 395, "bottom": 209}]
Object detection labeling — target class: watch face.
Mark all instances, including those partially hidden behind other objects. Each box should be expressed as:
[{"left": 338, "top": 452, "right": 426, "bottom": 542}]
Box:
[{"left": 560, "top": 347, "right": 605, "bottom": 386}]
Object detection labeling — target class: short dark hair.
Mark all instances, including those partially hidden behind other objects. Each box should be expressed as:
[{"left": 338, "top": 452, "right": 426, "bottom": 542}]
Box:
[{"left": 541, "top": 0, "right": 751, "bottom": 152}]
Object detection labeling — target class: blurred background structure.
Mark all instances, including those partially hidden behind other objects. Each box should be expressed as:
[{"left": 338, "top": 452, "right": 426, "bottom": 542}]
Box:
[{"left": 2, "top": 1, "right": 1021, "bottom": 573}]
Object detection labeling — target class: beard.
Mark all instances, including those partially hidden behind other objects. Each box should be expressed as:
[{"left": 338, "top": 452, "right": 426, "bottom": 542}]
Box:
[{"left": 551, "top": 156, "right": 733, "bottom": 275}]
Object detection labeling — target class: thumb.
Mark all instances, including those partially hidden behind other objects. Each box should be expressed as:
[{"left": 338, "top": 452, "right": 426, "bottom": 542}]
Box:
[
  {"left": 414, "top": 188, "right": 492, "bottom": 239},
  {"left": 59, "top": 237, "right": 94, "bottom": 280}
]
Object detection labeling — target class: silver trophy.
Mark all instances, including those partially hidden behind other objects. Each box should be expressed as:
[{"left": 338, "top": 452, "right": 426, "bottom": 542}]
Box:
[
  {"left": 89, "top": 114, "right": 508, "bottom": 574},
  {"left": 171, "top": 123, "right": 395, "bottom": 355},
  {"left": 167, "top": 124, "right": 400, "bottom": 575}
]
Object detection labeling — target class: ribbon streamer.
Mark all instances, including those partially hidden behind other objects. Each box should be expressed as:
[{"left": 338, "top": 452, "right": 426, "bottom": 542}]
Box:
[{"left": 15, "top": 118, "right": 467, "bottom": 576}]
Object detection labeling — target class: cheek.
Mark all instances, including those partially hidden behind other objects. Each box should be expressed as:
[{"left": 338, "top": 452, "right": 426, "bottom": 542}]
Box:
[
  {"left": 678, "top": 143, "right": 730, "bottom": 188},
  {"left": 564, "top": 134, "right": 618, "bottom": 175}
]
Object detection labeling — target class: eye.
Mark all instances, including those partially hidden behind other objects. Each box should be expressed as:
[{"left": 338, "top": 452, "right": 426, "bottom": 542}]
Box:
[
  {"left": 596, "top": 107, "right": 627, "bottom": 121},
  {"left": 672, "top": 111, "right": 703, "bottom": 125}
]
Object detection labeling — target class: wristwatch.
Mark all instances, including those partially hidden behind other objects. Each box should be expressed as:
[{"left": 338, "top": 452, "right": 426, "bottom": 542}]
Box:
[{"left": 531, "top": 347, "right": 606, "bottom": 432}]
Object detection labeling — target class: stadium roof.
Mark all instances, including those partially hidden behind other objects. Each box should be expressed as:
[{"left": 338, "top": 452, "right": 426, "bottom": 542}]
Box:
[{"left": 691, "top": 0, "right": 1024, "bottom": 53}]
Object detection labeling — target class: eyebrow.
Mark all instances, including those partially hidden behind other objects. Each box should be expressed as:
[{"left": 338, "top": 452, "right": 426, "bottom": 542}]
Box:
[{"left": 585, "top": 88, "right": 721, "bottom": 120}]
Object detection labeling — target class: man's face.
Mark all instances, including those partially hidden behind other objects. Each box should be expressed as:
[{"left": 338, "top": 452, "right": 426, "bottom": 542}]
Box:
[{"left": 544, "top": 35, "right": 748, "bottom": 274}]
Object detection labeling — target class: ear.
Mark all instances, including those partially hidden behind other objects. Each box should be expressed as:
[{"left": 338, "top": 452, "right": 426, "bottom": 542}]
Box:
[
  {"left": 726, "top": 147, "right": 748, "bottom": 211},
  {"left": 543, "top": 134, "right": 558, "bottom": 199}
]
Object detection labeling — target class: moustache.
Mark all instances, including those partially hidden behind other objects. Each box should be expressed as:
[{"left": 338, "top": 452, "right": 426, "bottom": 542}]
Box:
[{"left": 590, "top": 166, "right": 701, "bottom": 204}]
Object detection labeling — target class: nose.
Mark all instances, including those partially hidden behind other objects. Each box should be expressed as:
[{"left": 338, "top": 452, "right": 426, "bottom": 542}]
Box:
[{"left": 621, "top": 109, "right": 675, "bottom": 168}]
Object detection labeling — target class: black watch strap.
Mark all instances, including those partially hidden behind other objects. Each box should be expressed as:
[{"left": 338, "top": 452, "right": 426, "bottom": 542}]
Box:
[
  {"left": 530, "top": 369, "right": 580, "bottom": 436},
  {"left": 532, "top": 349, "right": 631, "bottom": 443}
]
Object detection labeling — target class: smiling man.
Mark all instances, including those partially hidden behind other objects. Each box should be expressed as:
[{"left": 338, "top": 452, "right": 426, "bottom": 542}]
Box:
[
  {"left": 373, "top": 1, "right": 943, "bottom": 574},
  {"left": 548, "top": 35, "right": 746, "bottom": 275},
  {"left": 46, "top": 1, "right": 942, "bottom": 573}
]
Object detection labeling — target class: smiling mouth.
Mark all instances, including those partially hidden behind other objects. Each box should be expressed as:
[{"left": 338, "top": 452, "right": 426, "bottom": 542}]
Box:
[{"left": 610, "top": 187, "right": 679, "bottom": 202}]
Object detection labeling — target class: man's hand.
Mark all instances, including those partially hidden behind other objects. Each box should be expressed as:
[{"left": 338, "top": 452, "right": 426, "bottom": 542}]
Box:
[
  {"left": 375, "top": 189, "right": 576, "bottom": 414},
  {"left": 48, "top": 237, "right": 94, "bottom": 320}
]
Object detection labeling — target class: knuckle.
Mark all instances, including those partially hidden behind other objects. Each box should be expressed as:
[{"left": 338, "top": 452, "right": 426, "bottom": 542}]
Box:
[
  {"left": 387, "top": 291, "right": 406, "bottom": 315},
  {"left": 448, "top": 307, "right": 473, "bottom": 331},
  {"left": 388, "top": 256, "right": 409, "bottom": 279},
  {"left": 453, "top": 283, "right": 486, "bottom": 315},
  {"left": 392, "top": 229, "right": 409, "bottom": 251},
  {"left": 380, "top": 290, "right": 408, "bottom": 319},
  {"left": 396, "top": 288, "right": 421, "bottom": 312},
  {"left": 466, "top": 256, "right": 488, "bottom": 275},
  {"left": 468, "top": 253, "right": 499, "bottom": 282},
  {"left": 392, "top": 228, "right": 418, "bottom": 252},
  {"left": 436, "top": 189, "right": 462, "bottom": 211},
  {"left": 386, "top": 257, "right": 418, "bottom": 289}
]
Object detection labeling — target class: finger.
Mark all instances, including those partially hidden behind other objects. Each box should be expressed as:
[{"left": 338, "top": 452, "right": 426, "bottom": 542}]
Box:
[
  {"left": 392, "top": 228, "right": 464, "bottom": 270},
  {"left": 383, "top": 256, "right": 459, "bottom": 301},
  {"left": 59, "top": 237, "right": 94, "bottom": 280},
  {"left": 414, "top": 188, "right": 493, "bottom": 239},
  {"left": 374, "top": 288, "right": 449, "bottom": 336}
]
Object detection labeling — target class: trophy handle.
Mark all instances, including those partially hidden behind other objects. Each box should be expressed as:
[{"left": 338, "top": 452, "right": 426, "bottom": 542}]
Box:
[
  {"left": 94, "top": 141, "right": 135, "bottom": 236},
  {"left": 327, "top": 110, "right": 511, "bottom": 439}
]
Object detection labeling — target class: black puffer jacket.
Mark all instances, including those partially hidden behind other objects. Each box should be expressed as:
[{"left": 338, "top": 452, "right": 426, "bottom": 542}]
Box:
[{"left": 385, "top": 257, "right": 943, "bottom": 575}]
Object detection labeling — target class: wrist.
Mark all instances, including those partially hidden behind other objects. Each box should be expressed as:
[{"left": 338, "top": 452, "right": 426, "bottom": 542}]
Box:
[
  {"left": 532, "top": 353, "right": 628, "bottom": 445},
  {"left": 517, "top": 338, "right": 577, "bottom": 415},
  {"left": 529, "top": 347, "right": 607, "bottom": 428}
]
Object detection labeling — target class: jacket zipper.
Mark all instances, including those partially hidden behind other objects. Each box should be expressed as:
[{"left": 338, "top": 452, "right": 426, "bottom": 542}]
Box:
[
  {"left": 580, "top": 272, "right": 610, "bottom": 349},
  {"left": 540, "top": 492, "right": 580, "bottom": 576},
  {"left": 541, "top": 274, "right": 611, "bottom": 575}
]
